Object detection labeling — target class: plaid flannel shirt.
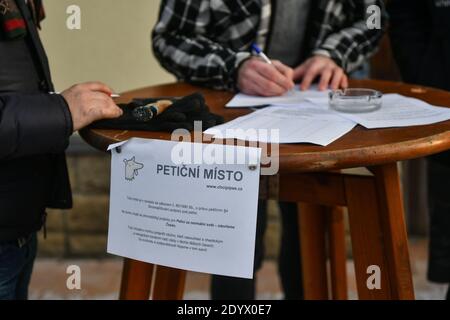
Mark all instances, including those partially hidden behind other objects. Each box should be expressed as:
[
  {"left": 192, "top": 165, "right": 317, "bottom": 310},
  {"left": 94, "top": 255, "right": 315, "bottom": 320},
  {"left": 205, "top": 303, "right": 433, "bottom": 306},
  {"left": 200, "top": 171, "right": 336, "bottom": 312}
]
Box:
[{"left": 152, "top": 0, "right": 387, "bottom": 91}]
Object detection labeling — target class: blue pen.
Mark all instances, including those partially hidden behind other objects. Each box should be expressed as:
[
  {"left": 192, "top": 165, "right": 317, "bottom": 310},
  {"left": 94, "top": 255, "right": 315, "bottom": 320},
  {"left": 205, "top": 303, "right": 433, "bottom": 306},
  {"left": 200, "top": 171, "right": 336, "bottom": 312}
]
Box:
[{"left": 251, "top": 43, "right": 272, "bottom": 65}]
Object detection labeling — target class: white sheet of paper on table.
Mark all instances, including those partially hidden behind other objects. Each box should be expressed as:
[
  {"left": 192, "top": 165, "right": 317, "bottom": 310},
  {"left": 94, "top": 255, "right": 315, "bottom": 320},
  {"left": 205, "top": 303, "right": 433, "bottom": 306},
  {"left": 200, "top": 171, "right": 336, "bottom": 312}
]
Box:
[
  {"left": 307, "top": 94, "right": 450, "bottom": 129},
  {"left": 107, "top": 138, "right": 261, "bottom": 279},
  {"left": 205, "top": 103, "right": 357, "bottom": 146},
  {"left": 225, "top": 86, "right": 328, "bottom": 107}
]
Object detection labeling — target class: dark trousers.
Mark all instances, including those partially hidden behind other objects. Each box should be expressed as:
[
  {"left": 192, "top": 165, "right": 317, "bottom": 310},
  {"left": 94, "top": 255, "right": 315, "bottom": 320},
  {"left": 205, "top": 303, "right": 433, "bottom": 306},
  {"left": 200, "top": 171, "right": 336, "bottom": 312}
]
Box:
[
  {"left": 427, "top": 153, "right": 450, "bottom": 285},
  {"left": 0, "top": 233, "right": 37, "bottom": 300},
  {"left": 211, "top": 201, "right": 303, "bottom": 300}
]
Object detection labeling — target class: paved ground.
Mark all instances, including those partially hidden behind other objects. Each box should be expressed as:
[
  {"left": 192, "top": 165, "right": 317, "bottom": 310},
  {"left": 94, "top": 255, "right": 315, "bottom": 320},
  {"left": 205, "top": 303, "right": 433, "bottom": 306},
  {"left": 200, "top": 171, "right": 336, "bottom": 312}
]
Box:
[{"left": 29, "top": 238, "right": 448, "bottom": 300}]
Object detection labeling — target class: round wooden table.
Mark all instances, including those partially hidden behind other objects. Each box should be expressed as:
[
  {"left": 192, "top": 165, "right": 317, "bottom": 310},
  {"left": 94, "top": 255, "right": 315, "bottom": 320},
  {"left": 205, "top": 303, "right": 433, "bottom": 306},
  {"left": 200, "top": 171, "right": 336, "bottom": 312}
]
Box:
[{"left": 81, "top": 79, "right": 450, "bottom": 300}]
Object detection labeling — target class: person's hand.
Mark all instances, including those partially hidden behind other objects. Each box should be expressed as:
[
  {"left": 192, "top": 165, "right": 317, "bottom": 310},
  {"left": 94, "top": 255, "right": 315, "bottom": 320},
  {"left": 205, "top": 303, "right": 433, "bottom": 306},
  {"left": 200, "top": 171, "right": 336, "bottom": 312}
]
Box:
[
  {"left": 61, "top": 82, "right": 123, "bottom": 132},
  {"left": 237, "top": 58, "right": 295, "bottom": 96},
  {"left": 293, "top": 55, "right": 349, "bottom": 91},
  {"left": 91, "top": 93, "right": 224, "bottom": 132}
]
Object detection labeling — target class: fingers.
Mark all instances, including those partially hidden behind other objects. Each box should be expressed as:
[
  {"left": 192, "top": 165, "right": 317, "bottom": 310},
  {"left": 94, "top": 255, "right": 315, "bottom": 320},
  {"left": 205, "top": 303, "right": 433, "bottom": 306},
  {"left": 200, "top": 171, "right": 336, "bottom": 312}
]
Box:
[
  {"left": 237, "top": 58, "right": 293, "bottom": 96},
  {"left": 106, "top": 102, "right": 123, "bottom": 119},
  {"left": 306, "top": 66, "right": 347, "bottom": 91},
  {"left": 251, "top": 68, "right": 289, "bottom": 96},
  {"left": 239, "top": 56, "right": 350, "bottom": 95},
  {"left": 101, "top": 97, "right": 123, "bottom": 119},
  {"left": 81, "top": 82, "right": 114, "bottom": 95},
  {"left": 296, "top": 56, "right": 349, "bottom": 91},
  {"left": 272, "top": 60, "right": 295, "bottom": 87},
  {"left": 340, "top": 74, "right": 349, "bottom": 89},
  {"left": 241, "top": 80, "right": 264, "bottom": 96},
  {"left": 300, "top": 64, "right": 321, "bottom": 91},
  {"left": 255, "top": 62, "right": 294, "bottom": 92},
  {"left": 293, "top": 63, "right": 307, "bottom": 82},
  {"left": 318, "top": 68, "right": 333, "bottom": 91},
  {"left": 90, "top": 92, "right": 123, "bottom": 120},
  {"left": 240, "top": 68, "right": 287, "bottom": 96},
  {"left": 330, "top": 68, "right": 344, "bottom": 90},
  {"left": 63, "top": 82, "right": 123, "bottom": 132}
]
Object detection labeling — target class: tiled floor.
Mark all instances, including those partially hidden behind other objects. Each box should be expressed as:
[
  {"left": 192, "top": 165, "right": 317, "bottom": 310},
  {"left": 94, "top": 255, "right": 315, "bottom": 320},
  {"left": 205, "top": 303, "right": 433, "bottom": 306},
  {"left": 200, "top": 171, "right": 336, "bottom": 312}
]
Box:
[{"left": 29, "top": 238, "right": 448, "bottom": 300}]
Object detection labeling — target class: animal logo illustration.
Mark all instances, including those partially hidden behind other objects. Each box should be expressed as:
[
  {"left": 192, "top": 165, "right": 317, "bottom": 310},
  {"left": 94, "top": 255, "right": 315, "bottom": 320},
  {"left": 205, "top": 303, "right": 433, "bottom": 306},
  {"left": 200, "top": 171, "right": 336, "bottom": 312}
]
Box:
[{"left": 123, "top": 157, "right": 144, "bottom": 181}]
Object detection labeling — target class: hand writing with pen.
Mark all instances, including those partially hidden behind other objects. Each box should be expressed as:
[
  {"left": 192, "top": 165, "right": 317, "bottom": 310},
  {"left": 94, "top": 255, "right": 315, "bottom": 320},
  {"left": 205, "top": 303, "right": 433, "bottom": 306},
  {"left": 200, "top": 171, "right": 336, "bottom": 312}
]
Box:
[{"left": 237, "top": 44, "right": 348, "bottom": 97}]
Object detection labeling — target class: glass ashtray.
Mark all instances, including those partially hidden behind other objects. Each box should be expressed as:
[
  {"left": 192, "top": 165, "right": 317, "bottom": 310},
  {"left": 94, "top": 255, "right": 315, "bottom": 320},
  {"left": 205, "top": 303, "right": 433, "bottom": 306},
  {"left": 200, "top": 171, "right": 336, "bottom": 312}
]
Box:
[{"left": 329, "top": 88, "right": 382, "bottom": 113}]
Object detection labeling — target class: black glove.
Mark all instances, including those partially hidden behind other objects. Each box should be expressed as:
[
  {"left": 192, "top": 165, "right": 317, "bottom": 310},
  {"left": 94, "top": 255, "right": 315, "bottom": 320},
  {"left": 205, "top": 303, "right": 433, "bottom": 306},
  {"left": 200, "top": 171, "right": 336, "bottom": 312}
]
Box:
[{"left": 90, "top": 93, "right": 224, "bottom": 131}]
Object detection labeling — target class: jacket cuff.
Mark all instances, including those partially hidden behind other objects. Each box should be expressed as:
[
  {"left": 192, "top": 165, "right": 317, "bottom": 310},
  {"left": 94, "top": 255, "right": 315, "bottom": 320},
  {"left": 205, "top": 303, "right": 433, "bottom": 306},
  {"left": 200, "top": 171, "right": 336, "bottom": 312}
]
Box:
[
  {"left": 230, "top": 52, "right": 252, "bottom": 91},
  {"left": 9, "top": 94, "right": 72, "bottom": 157},
  {"left": 56, "top": 94, "right": 74, "bottom": 137}
]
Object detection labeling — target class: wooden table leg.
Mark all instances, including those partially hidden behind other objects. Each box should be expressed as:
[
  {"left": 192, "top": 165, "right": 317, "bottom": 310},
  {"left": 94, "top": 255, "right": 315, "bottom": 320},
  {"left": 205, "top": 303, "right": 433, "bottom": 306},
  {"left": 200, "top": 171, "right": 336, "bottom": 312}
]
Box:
[
  {"left": 370, "top": 163, "right": 415, "bottom": 299},
  {"left": 328, "top": 207, "right": 348, "bottom": 300},
  {"left": 152, "top": 266, "right": 187, "bottom": 300},
  {"left": 345, "top": 175, "right": 392, "bottom": 299},
  {"left": 119, "top": 259, "right": 154, "bottom": 300},
  {"left": 344, "top": 165, "right": 414, "bottom": 300},
  {"left": 298, "top": 203, "right": 329, "bottom": 300}
]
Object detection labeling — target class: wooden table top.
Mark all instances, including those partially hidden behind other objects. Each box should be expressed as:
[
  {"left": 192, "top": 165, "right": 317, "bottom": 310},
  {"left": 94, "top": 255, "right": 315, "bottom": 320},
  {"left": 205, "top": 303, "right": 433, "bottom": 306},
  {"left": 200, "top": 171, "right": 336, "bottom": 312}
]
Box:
[{"left": 80, "top": 79, "right": 450, "bottom": 173}]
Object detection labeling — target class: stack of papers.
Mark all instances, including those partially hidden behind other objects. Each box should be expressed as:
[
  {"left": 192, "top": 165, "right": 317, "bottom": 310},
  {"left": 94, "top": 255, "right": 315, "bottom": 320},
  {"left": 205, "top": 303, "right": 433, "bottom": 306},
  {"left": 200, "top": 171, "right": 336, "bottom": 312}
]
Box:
[
  {"left": 226, "top": 87, "right": 327, "bottom": 107},
  {"left": 205, "top": 103, "right": 356, "bottom": 146},
  {"left": 206, "top": 89, "right": 450, "bottom": 146},
  {"left": 307, "top": 94, "right": 450, "bottom": 129}
]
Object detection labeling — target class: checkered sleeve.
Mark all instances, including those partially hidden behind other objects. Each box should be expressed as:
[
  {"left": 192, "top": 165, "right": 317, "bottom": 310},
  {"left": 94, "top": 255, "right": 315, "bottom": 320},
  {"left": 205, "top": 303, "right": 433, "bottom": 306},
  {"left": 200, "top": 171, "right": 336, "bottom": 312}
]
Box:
[
  {"left": 152, "top": 0, "right": 251, "bottom": 91},
  {"left": 312, "top": 0, "right": 388, "bottom": 73}
]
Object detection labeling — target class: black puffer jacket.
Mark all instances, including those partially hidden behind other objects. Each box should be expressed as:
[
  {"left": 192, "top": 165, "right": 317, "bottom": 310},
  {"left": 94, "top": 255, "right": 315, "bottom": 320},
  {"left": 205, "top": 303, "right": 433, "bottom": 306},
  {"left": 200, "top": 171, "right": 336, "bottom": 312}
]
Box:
[{"left": 0, "top": 0, "right": 72, "bottom": 242}]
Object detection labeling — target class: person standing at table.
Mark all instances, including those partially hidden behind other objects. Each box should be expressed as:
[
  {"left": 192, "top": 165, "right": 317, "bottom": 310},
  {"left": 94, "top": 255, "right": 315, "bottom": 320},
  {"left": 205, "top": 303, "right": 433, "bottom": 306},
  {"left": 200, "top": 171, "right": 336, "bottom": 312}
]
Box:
[
  {"left": 388, "top": 0, "right": 450, "bottom": 300},
  {"left": 0, "top": 0, "right": 123, "bottom": 300},
  {"left": 153, "top": 0, "right": 386, "bottom": 299}
]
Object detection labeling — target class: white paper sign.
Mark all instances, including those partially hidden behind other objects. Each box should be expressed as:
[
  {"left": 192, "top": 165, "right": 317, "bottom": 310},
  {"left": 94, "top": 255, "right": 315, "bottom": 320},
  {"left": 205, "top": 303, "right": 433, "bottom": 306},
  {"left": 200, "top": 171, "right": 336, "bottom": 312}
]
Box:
[{"left": 107, "top": 138, "right": 261, "bottom": 279}]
